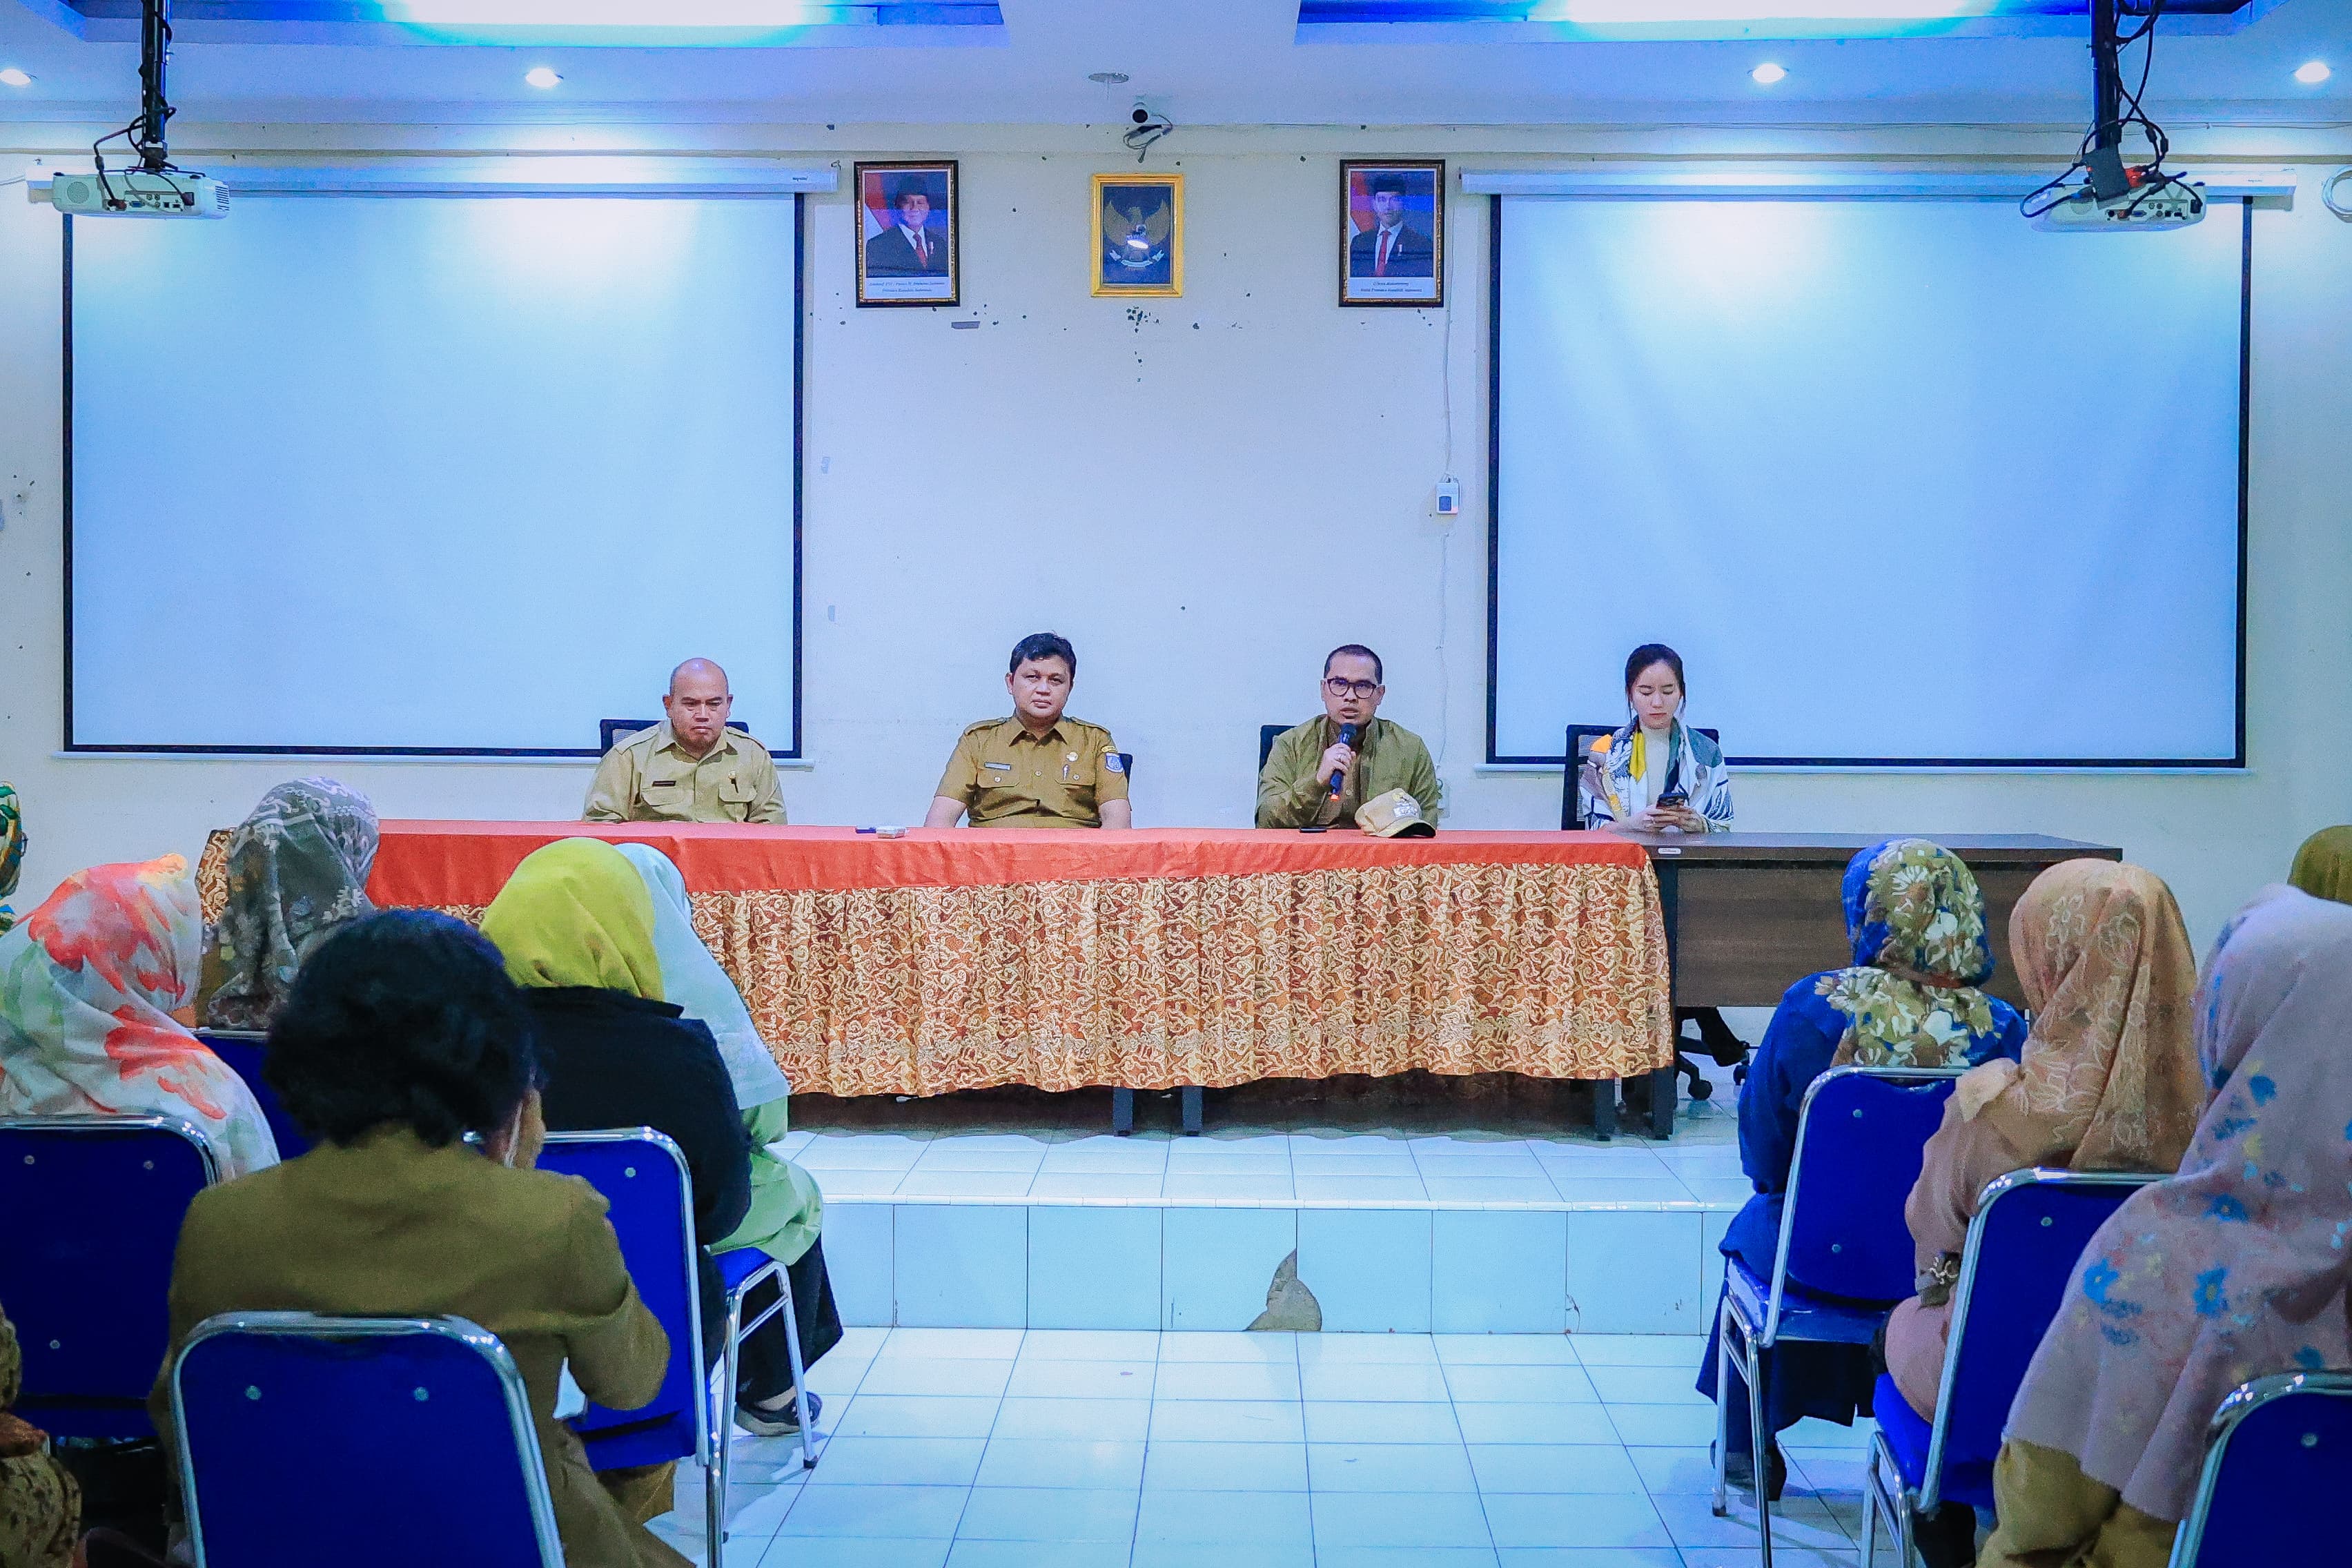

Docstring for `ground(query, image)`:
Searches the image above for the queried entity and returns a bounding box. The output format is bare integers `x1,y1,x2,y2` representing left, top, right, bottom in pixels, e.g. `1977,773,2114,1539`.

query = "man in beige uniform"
1257,643,1440,829
925,633,1132,829
582,658,787,824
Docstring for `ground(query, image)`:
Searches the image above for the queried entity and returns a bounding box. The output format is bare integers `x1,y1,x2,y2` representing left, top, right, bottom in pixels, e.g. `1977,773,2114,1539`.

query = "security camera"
1130,101,1153,126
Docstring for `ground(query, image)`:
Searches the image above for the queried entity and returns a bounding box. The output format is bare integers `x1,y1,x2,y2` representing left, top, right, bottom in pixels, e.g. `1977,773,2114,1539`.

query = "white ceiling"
0,0,2344,127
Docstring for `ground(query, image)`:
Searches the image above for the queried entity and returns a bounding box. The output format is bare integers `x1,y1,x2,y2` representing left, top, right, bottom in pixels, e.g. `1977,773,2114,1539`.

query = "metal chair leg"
772,1260,823,1470
1749,1337,1774,1568
708,1286,743,1560
1712,1297,1734,1517
1861,1478,1879,1567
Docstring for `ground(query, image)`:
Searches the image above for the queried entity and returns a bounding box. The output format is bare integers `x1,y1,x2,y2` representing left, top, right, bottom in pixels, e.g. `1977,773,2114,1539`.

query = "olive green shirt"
1256,715,1440,829
582,721,787,825
936,715,1128,828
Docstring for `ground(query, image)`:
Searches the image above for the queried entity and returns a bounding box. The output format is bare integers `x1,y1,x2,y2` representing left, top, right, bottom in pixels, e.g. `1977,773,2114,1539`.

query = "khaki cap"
1355,788,1435,839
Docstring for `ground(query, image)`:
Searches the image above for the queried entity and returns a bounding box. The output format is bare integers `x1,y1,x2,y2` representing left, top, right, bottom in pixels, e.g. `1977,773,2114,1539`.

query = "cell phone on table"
1657,790,1689,809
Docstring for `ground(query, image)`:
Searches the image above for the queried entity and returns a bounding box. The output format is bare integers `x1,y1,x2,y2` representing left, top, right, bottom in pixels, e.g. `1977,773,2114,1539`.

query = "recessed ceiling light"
0,68,32,88
2294,60,2331,85
1088,71,1130,86
1752,62,1788,86
524,66,562,89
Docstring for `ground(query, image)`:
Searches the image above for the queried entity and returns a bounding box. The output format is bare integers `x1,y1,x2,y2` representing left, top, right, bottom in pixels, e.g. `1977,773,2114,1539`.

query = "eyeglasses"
1324,678,1381,699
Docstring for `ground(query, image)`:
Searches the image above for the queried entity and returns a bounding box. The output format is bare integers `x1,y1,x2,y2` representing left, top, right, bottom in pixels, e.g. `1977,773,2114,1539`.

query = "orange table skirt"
199,824,1674,1097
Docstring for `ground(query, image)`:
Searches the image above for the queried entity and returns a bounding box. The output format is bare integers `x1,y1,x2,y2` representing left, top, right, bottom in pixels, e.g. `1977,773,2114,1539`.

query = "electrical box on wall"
1435,480,1461,518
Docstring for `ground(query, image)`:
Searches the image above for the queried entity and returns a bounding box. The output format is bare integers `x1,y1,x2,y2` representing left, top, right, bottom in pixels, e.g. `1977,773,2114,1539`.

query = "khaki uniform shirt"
1256,715,1441,829
150,1129,685,1568
582,721,786,825
936,715,1128,828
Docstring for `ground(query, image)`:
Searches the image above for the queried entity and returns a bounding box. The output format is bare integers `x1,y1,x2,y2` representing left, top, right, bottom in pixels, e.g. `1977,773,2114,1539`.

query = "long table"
1609,832,2123,1010
202,823,1676,1121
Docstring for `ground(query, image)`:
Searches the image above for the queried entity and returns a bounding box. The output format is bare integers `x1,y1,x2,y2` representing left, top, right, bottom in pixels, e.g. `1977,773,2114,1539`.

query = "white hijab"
614,843,790,1110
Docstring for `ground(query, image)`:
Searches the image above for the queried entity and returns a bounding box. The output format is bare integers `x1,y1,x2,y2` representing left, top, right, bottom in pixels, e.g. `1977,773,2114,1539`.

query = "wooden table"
1608,832,2123,1012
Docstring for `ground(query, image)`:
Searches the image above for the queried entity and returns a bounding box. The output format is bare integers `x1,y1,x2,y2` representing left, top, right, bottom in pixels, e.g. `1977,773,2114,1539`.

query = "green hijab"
480,838,663,999
2288,826,2352,908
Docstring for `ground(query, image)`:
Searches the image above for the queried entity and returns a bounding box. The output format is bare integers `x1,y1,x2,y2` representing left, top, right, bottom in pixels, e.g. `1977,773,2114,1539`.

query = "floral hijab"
0,856,277,1178
203,778,379,1031
0,783,22,937
2005,885,2352,1522
616,843,788,1110
1818,838,2007,1068
2288,825,2352,907
480,839,663,1000
1961,860,2205,1173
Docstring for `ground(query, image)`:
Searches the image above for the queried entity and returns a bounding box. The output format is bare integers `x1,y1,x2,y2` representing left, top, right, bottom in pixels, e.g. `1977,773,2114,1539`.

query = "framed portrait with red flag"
1340,159,1444,308
856,159,959,307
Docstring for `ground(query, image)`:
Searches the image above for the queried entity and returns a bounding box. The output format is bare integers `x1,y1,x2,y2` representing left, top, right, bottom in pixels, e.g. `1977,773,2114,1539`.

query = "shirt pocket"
718,773,758,807
642,774,691,811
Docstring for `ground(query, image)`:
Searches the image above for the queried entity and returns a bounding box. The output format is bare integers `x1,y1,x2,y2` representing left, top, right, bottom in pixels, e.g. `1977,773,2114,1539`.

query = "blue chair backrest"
171,1312,562,1568
2172,1372,2352,1568
537,1129,705,1468
193,1030,311,1161
1776,1066,1959,1304
0,1116,219,1438
1931,1168,2160,1483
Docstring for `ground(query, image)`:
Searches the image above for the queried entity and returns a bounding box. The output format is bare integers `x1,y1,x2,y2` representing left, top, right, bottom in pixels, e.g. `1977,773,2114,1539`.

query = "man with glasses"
1256,645,1439,830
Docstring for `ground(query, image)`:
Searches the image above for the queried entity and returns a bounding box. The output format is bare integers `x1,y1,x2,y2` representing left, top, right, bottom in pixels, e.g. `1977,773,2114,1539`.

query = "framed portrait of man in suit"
856,159,959,307
1091,173,1183,298
1340,160,1444,308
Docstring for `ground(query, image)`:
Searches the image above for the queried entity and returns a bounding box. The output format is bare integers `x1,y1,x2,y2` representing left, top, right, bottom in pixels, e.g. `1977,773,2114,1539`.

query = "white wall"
3,122,2347,949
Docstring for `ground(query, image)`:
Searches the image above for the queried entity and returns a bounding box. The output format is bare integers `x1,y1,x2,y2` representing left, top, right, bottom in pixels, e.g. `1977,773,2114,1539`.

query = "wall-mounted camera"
1124,99,1175,162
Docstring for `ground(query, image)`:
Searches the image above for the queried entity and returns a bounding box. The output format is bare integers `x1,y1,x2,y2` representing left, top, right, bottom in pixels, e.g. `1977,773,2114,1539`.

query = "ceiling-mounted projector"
2030,177,2203,233
33,168,226,218
2023,0,2201,235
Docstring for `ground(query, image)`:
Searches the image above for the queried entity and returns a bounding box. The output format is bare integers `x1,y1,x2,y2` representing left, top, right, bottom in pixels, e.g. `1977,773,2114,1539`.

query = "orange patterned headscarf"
1966,859,2204,1173
0,856,277,1177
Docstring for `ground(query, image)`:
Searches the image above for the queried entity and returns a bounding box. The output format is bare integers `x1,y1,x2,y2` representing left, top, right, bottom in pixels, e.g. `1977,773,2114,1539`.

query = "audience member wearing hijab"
1697,839,2028,1494
2,1298,79,1568
1881,861,2204,1565
2287,825,2352,907
479,840,778,1441
199,778,380,1031
150,910,683,1568
0,783,23,937
0,857,276,1177
614,843,839,1435
1979,885,2352,1568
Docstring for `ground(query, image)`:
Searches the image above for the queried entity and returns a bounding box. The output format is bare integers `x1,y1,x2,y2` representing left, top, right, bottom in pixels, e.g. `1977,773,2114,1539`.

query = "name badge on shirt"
983,761,1013,772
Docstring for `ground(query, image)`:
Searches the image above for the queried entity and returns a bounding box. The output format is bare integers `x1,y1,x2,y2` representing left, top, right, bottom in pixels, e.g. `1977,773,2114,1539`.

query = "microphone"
1329,723,1359,798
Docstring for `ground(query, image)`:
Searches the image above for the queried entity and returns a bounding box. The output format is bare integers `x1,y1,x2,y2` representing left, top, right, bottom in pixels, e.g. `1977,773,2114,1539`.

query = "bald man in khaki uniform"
582,658,787,825
925,633,1131,829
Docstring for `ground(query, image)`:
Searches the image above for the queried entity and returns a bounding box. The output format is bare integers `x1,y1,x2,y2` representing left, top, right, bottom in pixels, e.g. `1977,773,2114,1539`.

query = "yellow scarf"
480,838,663,999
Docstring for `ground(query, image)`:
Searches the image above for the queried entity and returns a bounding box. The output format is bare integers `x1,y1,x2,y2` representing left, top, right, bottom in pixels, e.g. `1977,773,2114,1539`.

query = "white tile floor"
652,1328,1875,1568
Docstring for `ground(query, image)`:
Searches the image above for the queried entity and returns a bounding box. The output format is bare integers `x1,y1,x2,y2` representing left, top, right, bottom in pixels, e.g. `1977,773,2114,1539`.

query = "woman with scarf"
1979,884,2352,1568
0,856,276,1177
1882,860,2205,1565
198,778,379,1030
614,843,839,1438
2287,825,2352,906
0,783,24,937
1696,838,2028,1496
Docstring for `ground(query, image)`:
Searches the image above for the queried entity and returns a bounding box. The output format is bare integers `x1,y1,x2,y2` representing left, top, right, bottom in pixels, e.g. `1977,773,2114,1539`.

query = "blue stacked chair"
540,1127,821,1565
1863,1167,2162,1566
0,1116,221,1440
194,1029,313,1161
169,1311,563,1568
1714,1065,1959,1568
2166,1371,2352,1568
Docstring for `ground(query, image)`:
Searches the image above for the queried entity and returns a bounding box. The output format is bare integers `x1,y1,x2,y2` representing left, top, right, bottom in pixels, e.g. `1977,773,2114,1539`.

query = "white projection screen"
1490,196,2248,767
66,191,801,754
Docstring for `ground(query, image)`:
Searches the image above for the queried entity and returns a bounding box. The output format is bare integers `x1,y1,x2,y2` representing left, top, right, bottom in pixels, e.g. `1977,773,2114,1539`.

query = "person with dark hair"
1257,644,1440,830
147,909,684,1568
1577,643,1733,834
198,777,379,1030
925,633,1132,829
863,175,947,278
479,840,819,1440
1349,171,1433,279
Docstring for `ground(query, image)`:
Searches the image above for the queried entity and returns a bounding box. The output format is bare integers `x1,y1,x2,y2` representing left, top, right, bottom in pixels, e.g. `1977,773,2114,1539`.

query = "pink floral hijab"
2004,884,2352,1521
0,856,277,1177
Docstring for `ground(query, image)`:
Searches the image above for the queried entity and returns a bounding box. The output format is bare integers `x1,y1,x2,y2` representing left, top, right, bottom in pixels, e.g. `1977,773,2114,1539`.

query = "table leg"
1180,1086,1203,1136
1591,1081,1617,1141
1649,1065,1677,1141
1111,1087,1135,1137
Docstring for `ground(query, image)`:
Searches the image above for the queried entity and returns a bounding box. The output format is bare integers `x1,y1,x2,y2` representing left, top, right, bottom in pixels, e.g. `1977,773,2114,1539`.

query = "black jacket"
523,987,752,1250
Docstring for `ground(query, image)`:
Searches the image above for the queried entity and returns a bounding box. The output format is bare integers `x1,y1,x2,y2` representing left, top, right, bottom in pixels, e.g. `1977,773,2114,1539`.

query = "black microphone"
1329,723,1359,798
